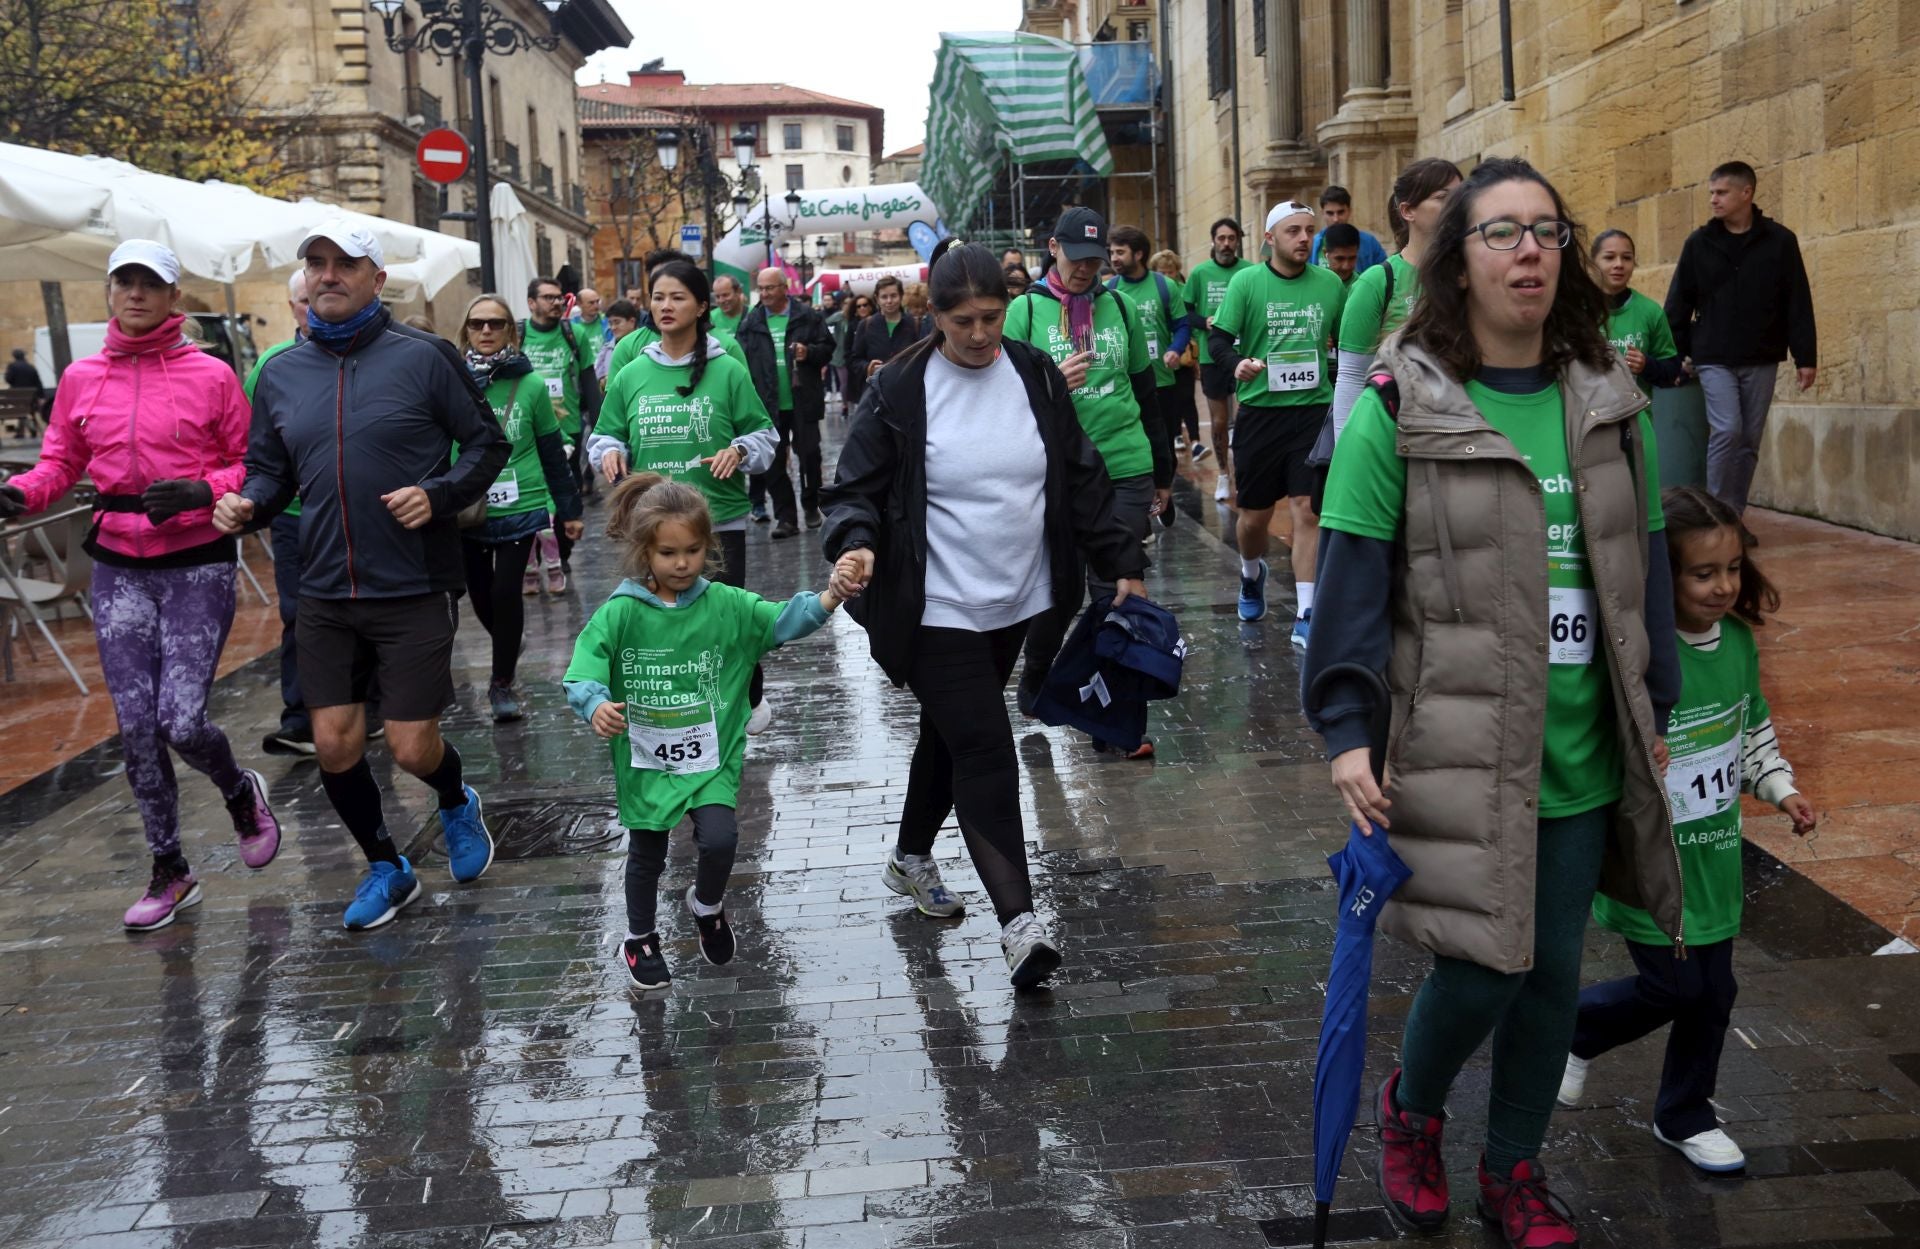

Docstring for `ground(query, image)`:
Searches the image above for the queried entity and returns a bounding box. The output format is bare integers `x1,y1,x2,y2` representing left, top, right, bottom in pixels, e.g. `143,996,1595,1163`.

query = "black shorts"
1230,403,1327,512
297,592,458,721
1199,360,1239,400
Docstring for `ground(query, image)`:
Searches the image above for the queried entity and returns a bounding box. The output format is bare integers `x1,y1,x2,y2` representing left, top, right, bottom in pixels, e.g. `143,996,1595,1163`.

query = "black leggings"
625,806,739,934
462,536,535,683
713,529,765,707
1165,366,1202,444
898,622,1033,924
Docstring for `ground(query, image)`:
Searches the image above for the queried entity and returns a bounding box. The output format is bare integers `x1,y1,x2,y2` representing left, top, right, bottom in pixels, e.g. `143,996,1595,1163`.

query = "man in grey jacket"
215,220,510,933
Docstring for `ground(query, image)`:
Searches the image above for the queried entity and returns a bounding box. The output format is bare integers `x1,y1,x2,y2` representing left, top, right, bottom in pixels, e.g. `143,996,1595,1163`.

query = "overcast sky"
583,2,1026,156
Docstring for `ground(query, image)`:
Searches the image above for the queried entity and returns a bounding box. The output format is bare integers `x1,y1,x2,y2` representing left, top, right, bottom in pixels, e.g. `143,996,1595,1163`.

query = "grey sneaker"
882,852,964,918
488,680,523,723
1000,911,1062,988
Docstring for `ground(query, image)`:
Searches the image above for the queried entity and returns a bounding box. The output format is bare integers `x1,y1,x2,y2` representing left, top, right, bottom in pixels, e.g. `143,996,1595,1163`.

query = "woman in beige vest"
1305,157,1684,1249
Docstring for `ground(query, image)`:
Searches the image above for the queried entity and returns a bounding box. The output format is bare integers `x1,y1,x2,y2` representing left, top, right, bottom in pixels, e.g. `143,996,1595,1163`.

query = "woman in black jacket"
822,244,1148,990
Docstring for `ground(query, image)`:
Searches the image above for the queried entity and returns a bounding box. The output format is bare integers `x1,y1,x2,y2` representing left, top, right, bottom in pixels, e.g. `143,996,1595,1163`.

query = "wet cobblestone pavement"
4,428,1920,1248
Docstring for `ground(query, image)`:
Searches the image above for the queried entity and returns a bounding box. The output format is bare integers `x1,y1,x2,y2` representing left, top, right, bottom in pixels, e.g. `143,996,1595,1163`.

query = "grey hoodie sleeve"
733,425,779,476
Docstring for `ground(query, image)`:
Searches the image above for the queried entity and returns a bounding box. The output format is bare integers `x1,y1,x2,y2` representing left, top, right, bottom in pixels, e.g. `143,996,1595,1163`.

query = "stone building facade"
1162,0,1920,538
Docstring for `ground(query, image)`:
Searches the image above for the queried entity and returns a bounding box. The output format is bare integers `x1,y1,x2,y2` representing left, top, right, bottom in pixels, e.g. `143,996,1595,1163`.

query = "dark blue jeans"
269,513,305,734
1572,937,1737,1140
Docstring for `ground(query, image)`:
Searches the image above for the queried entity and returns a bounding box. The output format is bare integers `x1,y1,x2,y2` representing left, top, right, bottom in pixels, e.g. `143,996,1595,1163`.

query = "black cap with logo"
1052,206,1108,261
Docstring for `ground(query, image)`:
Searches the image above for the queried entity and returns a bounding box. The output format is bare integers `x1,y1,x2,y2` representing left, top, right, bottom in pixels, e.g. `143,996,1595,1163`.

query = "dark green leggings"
1396,805,1610,1178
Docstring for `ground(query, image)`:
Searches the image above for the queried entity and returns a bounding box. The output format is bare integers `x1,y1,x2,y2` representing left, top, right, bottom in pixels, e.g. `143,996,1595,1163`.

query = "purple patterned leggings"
92,561,245,859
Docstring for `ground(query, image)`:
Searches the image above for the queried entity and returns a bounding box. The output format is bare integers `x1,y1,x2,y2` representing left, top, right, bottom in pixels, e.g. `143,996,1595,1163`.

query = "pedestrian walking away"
215,219,510,932
1329,157,1463,441
1592,229,1687,396
1006,207,1172,759
847,275,931,394
0,240,281,930
521,275,602,595
589,260,781,732
1303,158,1684,1249
736,267,835,538
1565,485,1818,1176
1148,249,1205,460
564,473,859,991
457,294,584,723
1309,185,1388,275
1107,225,1195,503
1663,160,1818,514
822,243,1151,989
1209,201,1347,649
1184,218,1251,502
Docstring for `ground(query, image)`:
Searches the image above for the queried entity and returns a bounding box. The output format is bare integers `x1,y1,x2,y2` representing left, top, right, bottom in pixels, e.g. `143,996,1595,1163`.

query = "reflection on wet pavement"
1,425,1918,1248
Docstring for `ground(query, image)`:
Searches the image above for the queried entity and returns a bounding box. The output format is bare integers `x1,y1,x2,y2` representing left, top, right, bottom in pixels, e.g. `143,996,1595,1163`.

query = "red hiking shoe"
1476,1157,1580,1247
1375,1068,1450,1233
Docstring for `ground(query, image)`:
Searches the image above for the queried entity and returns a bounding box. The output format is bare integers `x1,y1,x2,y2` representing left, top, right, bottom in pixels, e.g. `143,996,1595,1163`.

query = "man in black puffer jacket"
736,267,836,538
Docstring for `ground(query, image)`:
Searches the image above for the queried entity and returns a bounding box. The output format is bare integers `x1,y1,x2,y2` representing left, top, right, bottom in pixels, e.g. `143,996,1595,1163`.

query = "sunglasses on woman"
466,316,509,332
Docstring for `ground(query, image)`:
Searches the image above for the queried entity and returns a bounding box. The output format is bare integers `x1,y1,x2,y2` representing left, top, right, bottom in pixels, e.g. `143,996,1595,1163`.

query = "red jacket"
12,315,249,559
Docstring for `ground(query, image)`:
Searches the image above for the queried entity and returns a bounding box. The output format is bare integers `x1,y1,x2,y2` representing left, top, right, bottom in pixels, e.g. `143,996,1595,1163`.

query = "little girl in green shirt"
1561,485,1818,1175
563,473,863,991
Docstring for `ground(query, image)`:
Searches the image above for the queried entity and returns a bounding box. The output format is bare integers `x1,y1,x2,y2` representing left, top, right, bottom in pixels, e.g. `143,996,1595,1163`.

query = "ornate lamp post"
654,126,757,280
367,0,570,292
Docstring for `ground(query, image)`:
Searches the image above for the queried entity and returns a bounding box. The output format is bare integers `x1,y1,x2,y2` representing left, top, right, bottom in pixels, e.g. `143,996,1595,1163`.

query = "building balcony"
493,140,521,182
1079,41,1157,109
534,162,556,198
404,86,442,132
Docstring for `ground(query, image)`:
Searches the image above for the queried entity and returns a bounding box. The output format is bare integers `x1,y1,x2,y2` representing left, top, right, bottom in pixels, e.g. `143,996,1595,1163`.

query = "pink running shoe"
124,863,202,931
229,768,282,869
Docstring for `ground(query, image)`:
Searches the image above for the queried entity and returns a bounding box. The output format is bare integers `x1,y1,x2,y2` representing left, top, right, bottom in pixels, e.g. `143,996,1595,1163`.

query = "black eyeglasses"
466,317,509,332
1467,219,1573,251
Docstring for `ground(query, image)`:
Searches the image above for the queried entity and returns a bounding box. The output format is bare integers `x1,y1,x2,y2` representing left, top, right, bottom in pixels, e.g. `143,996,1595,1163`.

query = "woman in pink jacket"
0,241,281,930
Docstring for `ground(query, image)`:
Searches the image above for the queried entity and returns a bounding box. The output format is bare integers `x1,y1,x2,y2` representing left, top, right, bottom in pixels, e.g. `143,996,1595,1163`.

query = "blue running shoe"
1237,559,1269,622
343,857,421,931
442,786,494,883
1292,611,1311,652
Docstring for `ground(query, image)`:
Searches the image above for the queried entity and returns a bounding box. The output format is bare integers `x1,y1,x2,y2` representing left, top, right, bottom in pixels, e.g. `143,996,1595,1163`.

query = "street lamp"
650,126,757,280
367,0,570,293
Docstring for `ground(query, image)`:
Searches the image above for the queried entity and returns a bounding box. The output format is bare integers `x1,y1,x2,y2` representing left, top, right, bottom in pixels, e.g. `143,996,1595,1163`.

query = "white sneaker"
1214,475,1230,502
1556,1054,1589,1107
1652,1123,1746,1173
745,698,773,736
882,852,964,918
1000,912,1062,988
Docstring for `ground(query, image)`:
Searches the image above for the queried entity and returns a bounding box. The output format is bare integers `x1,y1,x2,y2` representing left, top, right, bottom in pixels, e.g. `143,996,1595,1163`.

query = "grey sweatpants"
1697,363,1778,514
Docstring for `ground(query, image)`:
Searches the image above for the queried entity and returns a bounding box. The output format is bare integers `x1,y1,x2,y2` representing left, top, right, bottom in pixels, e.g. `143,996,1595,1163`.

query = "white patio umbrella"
490,183,536,318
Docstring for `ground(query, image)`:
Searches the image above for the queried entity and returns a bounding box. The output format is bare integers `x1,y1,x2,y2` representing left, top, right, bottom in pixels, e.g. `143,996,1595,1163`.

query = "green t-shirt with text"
245,337,302,518
767,312,793,411
1003,288,1154,481
1211,261,1347,409
1182,257,1251,365
1336,253,1421,357
473,372,562,518
1606,289,1681,398
1111,271,1189,388
564,584,782,830
597,352,773,524
522,320,598,439
1320,381,1664,817
1593,617,1767,946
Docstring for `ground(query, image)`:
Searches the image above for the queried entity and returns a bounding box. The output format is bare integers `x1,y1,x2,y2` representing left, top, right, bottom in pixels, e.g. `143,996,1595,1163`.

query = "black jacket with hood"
1663,207,1817,368
735,298,836,422
242,307,508,599
821,335,1147,687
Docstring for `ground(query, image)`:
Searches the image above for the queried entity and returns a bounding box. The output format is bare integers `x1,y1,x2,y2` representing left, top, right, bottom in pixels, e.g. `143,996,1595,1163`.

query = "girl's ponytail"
680,307,714,398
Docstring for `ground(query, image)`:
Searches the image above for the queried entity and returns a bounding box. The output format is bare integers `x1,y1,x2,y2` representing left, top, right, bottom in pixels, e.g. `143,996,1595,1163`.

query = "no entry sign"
415,128,471,184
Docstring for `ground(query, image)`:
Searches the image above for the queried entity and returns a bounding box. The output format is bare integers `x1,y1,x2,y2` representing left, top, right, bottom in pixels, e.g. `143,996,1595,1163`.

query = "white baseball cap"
107,239,181,285
1265,201,1317,231
297,218,386,269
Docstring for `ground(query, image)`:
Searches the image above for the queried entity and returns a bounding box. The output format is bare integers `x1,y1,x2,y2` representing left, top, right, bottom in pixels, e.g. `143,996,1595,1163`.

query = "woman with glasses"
457,295,584,722
1303,158,1681,1249
843,294,876,411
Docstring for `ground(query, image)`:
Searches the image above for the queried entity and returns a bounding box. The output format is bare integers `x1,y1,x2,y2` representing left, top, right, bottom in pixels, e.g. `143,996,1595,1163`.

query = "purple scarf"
1043,265,1095,352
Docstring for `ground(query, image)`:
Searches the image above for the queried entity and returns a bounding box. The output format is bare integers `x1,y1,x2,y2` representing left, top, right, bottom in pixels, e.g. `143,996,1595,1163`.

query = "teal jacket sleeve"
771,592,832,646
563,604,617,723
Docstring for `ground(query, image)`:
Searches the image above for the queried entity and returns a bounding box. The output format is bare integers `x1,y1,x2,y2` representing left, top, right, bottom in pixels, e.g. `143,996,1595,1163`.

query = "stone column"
1316,0,1417,245
1346,0,1389,104
1245,0,1322,212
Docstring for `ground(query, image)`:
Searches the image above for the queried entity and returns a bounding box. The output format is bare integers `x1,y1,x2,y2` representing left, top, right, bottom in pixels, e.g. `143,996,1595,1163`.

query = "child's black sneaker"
686,885,736,965
622,933,670,990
